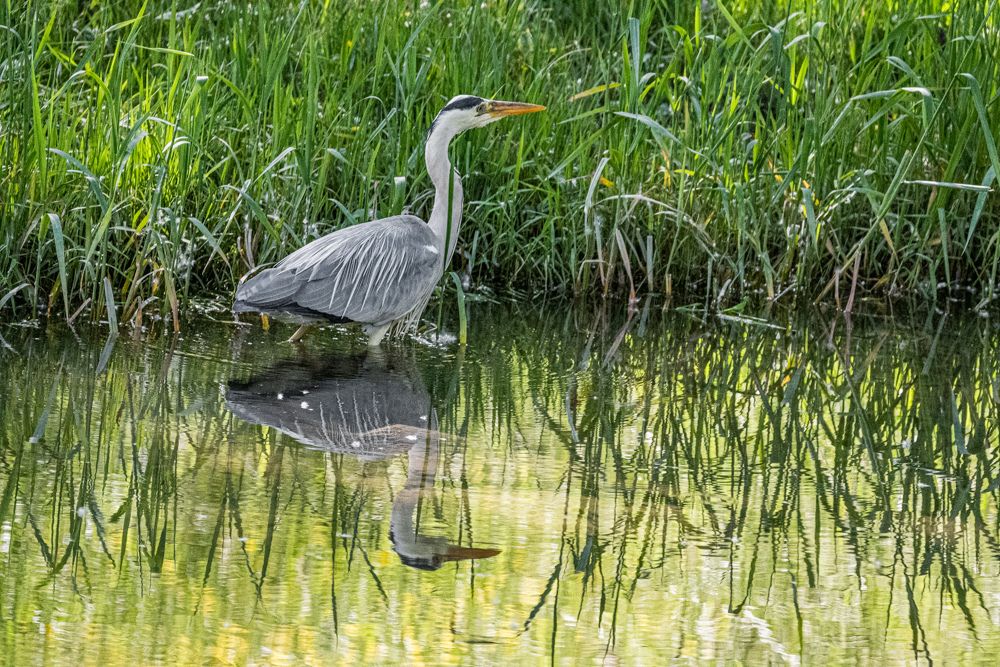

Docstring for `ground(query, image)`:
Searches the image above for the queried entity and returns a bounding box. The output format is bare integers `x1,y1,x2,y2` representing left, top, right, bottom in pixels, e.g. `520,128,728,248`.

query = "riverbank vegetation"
2,0,999,325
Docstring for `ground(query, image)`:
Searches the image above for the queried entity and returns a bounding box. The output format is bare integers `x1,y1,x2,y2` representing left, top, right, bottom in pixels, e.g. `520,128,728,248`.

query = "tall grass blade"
103,276,118,335
965,167,995,254
48,214,70,320
449,272,467,345
0,284,29,315
961,74,1000,182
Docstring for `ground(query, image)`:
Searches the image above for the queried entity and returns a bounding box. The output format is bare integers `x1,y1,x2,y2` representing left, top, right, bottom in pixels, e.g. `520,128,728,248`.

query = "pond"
1,300,998,665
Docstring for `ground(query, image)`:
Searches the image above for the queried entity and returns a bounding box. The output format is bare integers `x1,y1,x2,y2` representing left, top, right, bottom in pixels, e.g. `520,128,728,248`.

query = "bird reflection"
391,433,500,570
225,350,499,570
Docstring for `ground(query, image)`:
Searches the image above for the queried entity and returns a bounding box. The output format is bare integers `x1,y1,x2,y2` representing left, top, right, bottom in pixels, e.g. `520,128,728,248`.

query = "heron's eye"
476,103,485,114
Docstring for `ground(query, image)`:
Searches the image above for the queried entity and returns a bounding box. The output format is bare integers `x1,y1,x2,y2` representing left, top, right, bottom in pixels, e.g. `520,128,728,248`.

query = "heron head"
428,95,545,138
394,542,502,571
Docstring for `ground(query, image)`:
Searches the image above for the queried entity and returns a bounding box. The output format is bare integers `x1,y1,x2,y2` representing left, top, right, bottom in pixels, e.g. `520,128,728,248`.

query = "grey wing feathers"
234,216,441,325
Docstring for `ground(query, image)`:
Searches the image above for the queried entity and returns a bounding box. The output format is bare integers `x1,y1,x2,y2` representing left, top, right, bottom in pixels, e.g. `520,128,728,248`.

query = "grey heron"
232,95,545,345
225,350,501,569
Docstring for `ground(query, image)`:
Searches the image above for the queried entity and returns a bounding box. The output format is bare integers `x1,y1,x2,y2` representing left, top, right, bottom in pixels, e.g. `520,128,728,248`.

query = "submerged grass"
1,0,1000,325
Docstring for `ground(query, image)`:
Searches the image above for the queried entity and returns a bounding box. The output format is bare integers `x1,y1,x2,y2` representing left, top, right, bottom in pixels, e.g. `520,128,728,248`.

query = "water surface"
1,301,999,665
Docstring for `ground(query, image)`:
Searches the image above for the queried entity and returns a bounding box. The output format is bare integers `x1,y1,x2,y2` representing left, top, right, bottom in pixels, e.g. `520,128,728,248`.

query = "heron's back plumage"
233,216,441,328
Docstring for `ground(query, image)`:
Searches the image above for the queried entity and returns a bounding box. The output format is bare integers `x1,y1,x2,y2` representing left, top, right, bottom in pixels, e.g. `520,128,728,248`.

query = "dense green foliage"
2,0,1000,324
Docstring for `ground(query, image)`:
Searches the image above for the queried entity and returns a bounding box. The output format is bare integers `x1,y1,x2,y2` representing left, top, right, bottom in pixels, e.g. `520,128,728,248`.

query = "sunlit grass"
2,0,1000,325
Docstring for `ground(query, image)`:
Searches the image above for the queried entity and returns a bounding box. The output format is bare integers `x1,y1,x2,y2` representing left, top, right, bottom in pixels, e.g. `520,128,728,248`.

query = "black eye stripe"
441,96,483,112
427,96,486,139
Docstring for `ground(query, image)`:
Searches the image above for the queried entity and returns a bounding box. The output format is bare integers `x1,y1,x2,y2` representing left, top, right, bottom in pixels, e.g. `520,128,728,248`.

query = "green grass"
2,0,1000,325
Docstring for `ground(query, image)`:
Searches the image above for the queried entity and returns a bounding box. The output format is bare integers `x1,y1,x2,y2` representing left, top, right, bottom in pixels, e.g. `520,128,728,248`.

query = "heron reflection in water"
233,96,545,345
225,350,499,570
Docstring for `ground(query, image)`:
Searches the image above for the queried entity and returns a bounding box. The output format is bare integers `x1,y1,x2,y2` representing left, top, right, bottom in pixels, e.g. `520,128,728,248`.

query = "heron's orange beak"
438,545,502,562
487,101,546,118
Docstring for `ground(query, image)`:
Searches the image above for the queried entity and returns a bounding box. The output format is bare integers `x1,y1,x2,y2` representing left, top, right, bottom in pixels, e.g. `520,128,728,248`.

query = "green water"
1,301,999,666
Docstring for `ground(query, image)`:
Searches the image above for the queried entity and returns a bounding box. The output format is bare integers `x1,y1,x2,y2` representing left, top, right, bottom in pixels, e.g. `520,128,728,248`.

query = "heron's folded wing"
235,216,441,324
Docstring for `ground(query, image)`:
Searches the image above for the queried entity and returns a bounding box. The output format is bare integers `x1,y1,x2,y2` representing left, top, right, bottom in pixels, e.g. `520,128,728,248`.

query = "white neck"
425,125,463,267
389,423,440,558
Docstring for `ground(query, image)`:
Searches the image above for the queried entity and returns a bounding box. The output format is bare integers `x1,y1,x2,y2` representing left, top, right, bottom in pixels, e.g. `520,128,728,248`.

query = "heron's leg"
288,324,312,342
362,346,387,370
366,324,391,346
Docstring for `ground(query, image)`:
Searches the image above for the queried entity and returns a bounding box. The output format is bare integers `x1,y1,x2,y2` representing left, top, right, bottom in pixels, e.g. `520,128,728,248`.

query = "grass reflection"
0,303,998,665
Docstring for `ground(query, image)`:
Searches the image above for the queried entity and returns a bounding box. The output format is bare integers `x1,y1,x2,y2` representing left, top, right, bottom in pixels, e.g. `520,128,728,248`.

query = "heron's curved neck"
390,425,440,553
425,125,463,265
